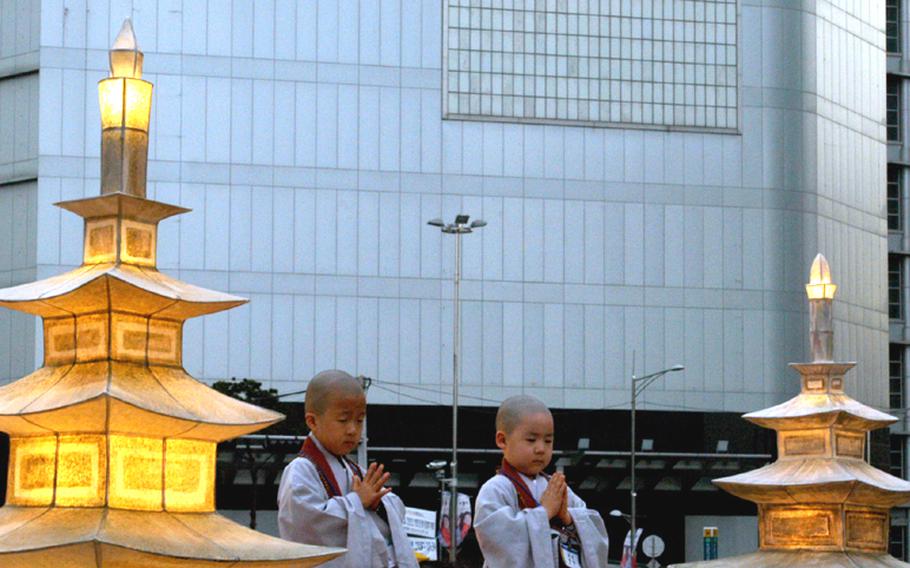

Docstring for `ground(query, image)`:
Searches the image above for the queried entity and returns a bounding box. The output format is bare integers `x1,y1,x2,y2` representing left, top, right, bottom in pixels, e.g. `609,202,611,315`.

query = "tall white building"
0,0,891,562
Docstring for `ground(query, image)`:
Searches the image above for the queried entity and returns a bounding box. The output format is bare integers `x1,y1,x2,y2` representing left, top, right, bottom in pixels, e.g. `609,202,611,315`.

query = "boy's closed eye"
336,414,365,422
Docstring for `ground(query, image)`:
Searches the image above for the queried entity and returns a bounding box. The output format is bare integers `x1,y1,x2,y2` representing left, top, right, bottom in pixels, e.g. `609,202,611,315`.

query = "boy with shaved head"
474,395,609,567
277,370,418,568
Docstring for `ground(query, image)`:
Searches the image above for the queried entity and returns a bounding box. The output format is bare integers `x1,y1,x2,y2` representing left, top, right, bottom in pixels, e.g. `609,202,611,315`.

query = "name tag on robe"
559,540,583,568
551,528,583,568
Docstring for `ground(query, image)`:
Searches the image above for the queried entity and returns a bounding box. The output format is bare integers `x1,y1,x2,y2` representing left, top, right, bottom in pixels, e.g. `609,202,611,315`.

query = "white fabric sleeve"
277,458,377,568
380,492,420,568
566,488,610,567
474,476,557,568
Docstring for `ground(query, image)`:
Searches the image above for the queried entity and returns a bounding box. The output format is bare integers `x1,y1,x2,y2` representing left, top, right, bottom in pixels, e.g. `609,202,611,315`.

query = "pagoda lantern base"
675,550,909,567
0,506,342,567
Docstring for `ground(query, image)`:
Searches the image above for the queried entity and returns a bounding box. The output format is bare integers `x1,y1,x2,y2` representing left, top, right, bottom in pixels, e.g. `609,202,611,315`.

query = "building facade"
0,0,891,562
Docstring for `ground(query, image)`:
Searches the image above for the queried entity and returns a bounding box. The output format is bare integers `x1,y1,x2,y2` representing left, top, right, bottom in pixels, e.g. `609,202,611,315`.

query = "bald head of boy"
495,395,555,476
305,369,365,414
304,370,366,456
495,395,552,434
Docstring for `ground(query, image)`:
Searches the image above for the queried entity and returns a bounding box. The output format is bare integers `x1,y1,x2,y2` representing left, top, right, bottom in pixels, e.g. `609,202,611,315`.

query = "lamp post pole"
356,375,372,470
451,227,461,566
630,364,684,562
629,375,638,556
427,215,485,567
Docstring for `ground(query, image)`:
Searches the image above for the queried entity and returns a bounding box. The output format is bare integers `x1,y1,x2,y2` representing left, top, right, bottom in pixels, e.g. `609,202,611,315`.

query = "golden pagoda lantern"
0,20,342,567
671,254,910,567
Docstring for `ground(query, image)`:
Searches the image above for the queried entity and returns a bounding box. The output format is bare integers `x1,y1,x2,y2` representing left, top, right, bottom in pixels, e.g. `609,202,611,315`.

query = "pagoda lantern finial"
806,253,837,362
98,18,152,198
109,19,142,78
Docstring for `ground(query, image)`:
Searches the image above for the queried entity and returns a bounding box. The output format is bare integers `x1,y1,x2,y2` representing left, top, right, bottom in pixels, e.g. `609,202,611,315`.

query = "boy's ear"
305,412,318,432
495,431,507,450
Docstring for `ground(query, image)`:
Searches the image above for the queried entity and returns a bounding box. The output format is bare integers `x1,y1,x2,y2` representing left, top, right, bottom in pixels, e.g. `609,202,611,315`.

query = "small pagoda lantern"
0,20,342,567
671,254,910,567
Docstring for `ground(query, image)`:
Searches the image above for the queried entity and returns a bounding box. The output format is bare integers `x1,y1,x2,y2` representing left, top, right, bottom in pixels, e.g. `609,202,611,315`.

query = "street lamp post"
427,214,485,566
630,364,684,562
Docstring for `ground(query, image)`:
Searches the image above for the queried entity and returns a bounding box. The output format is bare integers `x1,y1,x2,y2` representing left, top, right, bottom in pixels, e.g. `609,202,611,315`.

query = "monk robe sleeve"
566,488,610,567
379,492,420,568
474,476,557,568
277,457,376,568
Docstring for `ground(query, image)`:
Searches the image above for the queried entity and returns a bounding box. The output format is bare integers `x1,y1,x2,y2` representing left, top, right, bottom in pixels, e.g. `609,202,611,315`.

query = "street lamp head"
455,214,470,225
427,218,445,228
670,364,685,372
610,509,632,523
470,219,487,229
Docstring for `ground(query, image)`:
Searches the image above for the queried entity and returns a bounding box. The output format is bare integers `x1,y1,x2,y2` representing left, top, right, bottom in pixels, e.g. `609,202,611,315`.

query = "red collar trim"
498,459,540,510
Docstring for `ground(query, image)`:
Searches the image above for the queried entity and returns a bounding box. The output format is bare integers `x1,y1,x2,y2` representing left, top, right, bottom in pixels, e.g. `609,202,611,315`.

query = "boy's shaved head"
305,370,365,415
496,395,551,434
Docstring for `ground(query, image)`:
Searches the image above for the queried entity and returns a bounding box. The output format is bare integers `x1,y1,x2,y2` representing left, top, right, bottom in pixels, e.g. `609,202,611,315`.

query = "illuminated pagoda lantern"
0,20,342,567
672,254,910,567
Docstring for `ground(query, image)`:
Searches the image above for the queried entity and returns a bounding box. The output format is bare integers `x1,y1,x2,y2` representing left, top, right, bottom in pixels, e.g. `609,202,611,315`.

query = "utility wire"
371,383,443,406
274,378,910,417
370,379,633,413
370,378,508,406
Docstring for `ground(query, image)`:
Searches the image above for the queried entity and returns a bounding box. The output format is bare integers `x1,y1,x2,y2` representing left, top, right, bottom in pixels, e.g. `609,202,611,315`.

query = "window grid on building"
443,0,739,129
888,0,902,54
892,433,906,478
892,344,905,411
892,523,908,562
891,255,903,320
889,76,902,142
890,165,903,232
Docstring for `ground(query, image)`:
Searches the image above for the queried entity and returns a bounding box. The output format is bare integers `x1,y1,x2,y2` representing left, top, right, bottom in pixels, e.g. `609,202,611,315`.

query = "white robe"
277,437,418,568
474,473,610,568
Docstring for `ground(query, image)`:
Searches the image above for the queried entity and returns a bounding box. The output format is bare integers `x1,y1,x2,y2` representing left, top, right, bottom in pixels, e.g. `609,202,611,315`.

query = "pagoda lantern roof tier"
0,506,343,566
0,362,281,441
744,363,896,431
0,263,245,319
55,192,190,223
715,458,910,508
744,393,897,431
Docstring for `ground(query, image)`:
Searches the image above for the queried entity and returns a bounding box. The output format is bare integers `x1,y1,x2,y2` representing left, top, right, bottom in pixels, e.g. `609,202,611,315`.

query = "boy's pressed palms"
540,473,566,519
558,487,573,525
353,462,392,509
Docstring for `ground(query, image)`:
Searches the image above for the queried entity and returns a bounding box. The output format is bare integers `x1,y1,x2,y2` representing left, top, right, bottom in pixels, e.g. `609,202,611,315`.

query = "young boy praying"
277,369,418,568
474,395,609,568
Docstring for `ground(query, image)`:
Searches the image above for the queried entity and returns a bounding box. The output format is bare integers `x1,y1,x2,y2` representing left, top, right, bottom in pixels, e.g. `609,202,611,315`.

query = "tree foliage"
212,377,280,410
